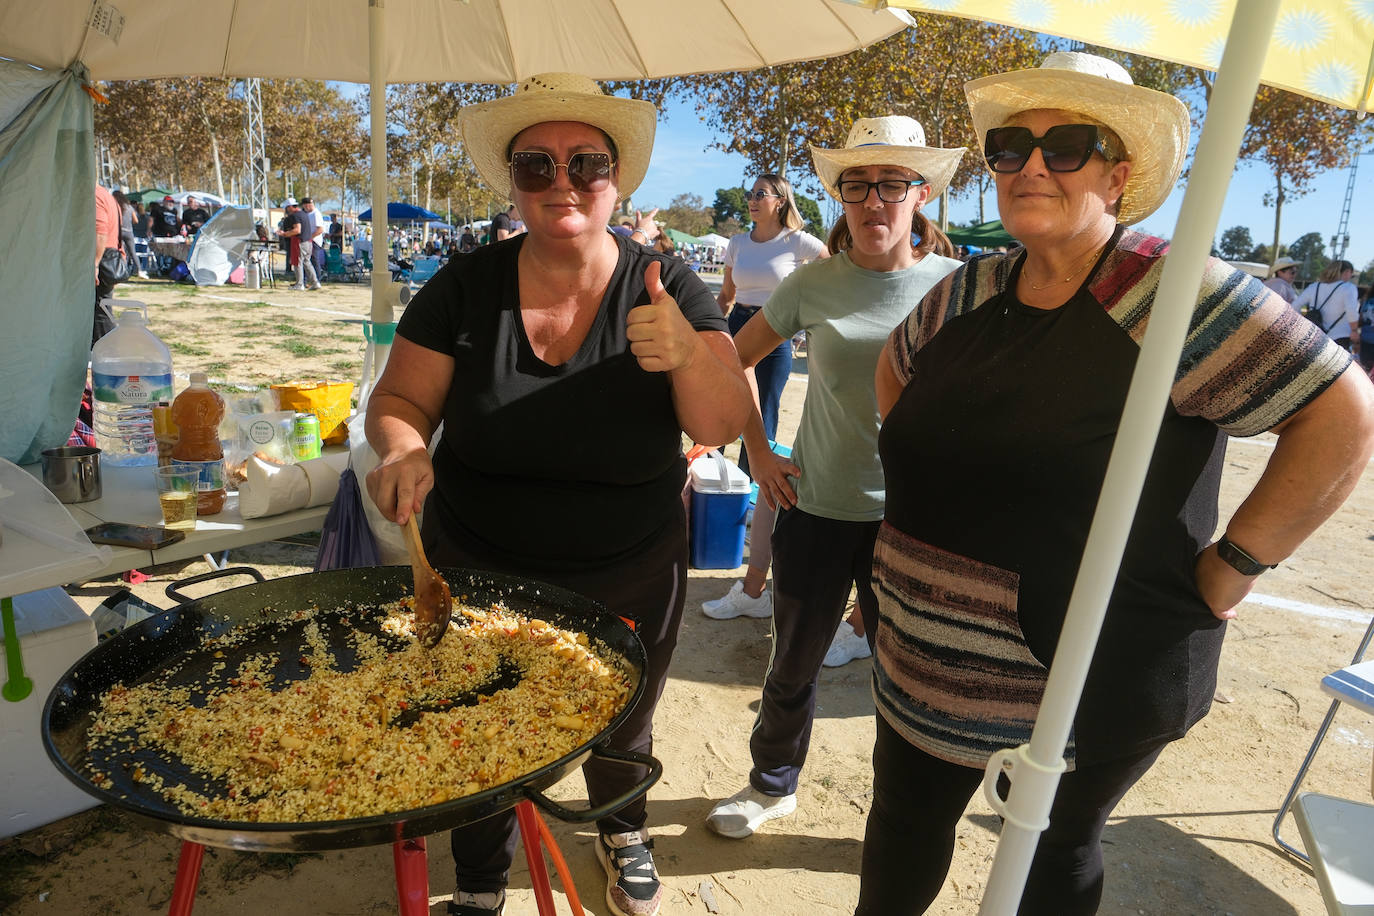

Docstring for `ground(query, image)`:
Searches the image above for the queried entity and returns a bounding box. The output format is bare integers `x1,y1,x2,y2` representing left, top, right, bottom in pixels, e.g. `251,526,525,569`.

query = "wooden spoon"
402,515,451,648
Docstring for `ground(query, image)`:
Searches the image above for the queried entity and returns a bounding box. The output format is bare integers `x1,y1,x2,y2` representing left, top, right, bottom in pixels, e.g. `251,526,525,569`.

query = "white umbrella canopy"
0,0,911,330
0,0,910,82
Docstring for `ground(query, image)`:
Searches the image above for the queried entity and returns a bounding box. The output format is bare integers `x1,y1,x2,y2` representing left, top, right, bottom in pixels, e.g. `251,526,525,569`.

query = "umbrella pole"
368,0,392,379
978,2,1282,912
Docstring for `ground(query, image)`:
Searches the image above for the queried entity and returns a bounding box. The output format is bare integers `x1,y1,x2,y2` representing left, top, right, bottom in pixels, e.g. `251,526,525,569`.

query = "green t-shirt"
762,250,961,521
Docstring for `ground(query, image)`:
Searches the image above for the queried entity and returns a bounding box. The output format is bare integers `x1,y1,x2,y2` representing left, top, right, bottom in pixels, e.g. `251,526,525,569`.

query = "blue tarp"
0,62,94,464
358,202,442,222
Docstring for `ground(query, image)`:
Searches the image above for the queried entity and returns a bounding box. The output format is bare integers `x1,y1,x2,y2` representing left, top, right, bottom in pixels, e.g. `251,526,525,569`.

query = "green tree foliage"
1217,226,1255,261
677,15,1041,226
1238,88,1367,266
795,192,824,238
712,187,749,230
1287,231,1328,282
657,193,715,237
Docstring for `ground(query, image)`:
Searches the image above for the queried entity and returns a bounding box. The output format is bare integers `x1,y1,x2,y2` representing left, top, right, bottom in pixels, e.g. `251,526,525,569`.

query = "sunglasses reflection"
509,151,616,192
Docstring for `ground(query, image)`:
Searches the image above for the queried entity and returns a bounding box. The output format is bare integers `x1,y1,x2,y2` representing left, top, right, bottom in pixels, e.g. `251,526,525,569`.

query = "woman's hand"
1193,544,1257,621
628,261,701,372
749,447,801,511
365,446,435,525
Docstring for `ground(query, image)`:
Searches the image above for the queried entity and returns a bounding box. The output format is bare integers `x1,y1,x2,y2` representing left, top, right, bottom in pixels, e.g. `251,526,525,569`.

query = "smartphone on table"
85,522,186,550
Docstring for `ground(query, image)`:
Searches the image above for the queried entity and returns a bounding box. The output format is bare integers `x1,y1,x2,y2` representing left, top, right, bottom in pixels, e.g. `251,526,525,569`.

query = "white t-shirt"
1293,280,1359,340
725,228,827,306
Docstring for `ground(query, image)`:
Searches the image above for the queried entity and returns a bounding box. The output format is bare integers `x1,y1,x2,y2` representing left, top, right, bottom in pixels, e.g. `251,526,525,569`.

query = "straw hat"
964,51,1190,225
1268,256,1299,276
810,116,965,202
458,72,657,200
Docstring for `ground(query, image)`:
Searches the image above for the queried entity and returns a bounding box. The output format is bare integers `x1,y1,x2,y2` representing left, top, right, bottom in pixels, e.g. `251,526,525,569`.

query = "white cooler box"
1,587,99,838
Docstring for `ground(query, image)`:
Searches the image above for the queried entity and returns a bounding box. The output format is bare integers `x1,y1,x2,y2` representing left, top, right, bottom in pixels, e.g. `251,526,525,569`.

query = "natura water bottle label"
92,372,175,404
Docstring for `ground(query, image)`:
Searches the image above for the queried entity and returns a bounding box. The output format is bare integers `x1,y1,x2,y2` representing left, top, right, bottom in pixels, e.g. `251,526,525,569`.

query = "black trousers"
856,715,1166,915
421,509,688,895
749,507,880,796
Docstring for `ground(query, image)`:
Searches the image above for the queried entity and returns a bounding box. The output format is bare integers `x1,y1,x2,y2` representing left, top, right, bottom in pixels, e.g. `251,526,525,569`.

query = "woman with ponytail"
705,116,965,839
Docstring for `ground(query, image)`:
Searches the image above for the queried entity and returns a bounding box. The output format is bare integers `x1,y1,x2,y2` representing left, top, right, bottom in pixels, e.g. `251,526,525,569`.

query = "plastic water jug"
90,309,174,467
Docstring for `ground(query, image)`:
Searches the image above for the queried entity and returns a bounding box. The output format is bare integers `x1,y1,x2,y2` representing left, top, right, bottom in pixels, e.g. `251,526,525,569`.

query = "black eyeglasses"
508,150,616,193
745,188,781,201
984,124,1115,174
837,178,925,204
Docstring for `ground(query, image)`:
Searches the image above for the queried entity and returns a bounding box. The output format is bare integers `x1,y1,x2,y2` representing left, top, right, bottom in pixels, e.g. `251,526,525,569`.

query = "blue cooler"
688,450,752,569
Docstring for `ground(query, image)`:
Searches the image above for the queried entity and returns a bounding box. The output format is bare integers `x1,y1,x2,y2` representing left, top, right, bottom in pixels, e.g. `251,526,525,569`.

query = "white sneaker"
706,785,796,838
290,284,306,291
823,621,872,667
137,270,149,279
701,581,772,619
448,889,504,915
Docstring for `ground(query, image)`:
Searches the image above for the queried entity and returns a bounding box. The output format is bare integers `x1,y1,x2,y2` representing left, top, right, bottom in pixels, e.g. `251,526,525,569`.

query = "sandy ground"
4,270,1374,914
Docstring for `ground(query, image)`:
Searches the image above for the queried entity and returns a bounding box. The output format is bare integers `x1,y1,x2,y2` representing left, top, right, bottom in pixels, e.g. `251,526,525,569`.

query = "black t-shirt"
181,207,209,233
150,203,179,237
880,254,1226,763
490,212,513,239
397,234,725,572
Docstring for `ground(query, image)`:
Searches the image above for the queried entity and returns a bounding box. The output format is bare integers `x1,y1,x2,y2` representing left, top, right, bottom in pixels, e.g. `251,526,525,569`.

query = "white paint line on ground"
199,294,359,320
1242,591,1370,624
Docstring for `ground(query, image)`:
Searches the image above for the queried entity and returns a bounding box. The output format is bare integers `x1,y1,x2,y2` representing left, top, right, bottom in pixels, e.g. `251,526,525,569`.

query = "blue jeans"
728,304,792,478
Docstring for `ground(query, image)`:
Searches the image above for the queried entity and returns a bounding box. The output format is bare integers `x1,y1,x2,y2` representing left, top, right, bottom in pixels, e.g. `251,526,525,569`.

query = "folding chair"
1292,793,1374,914
408,255,441,288
1274,614,1374,862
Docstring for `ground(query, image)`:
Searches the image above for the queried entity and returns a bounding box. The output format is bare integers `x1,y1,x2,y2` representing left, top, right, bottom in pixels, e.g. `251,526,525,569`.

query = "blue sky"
631,97,1373,269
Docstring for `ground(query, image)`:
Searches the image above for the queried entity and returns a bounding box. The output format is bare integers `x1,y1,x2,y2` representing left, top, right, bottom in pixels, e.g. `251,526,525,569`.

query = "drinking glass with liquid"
154,465,199,530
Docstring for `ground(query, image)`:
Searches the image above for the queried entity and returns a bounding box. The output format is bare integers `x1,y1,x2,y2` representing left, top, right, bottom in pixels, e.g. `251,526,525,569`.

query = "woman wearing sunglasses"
700,173,826,623
864,52,1374,914
364,72,750,916
706,116,965,840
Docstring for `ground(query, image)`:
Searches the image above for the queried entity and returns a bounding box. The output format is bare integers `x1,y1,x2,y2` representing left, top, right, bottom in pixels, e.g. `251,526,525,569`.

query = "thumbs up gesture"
627,261,700,372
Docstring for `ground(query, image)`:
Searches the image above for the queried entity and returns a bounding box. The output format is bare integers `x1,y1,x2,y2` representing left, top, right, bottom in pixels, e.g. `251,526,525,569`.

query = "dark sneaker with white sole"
448,889,504,916
595,830,662,916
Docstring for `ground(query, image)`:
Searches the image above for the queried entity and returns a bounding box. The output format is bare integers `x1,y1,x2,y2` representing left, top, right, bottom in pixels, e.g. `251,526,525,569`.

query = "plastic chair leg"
393,837,430,916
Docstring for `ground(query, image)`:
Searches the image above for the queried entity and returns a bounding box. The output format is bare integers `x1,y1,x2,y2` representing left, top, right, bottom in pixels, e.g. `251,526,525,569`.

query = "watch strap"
1216,534,1277,576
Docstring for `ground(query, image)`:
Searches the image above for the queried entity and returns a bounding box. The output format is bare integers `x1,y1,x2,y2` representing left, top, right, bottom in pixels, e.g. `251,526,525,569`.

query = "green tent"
128,187,174,205
663,227,703,247
947,219,1014,249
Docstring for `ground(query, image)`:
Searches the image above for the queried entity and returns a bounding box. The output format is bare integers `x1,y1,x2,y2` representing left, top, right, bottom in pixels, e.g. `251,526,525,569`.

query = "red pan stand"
166,800,584,915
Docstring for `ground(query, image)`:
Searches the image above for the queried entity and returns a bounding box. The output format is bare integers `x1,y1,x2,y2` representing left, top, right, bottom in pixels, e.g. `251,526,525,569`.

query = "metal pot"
43,566,658,852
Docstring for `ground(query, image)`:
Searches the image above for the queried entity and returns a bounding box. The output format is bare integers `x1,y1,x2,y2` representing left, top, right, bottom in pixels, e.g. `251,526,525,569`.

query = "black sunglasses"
745,188,781,201
983,124,1114,174
837,178,925,204
509,150,615,193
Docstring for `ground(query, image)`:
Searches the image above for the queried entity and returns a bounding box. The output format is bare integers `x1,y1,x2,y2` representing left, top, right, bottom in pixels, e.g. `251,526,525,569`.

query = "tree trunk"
1270,169,1286,272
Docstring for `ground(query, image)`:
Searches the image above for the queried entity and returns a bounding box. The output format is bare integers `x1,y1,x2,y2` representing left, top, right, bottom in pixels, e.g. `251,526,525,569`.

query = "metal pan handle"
164,567,267,605
521,746,662,824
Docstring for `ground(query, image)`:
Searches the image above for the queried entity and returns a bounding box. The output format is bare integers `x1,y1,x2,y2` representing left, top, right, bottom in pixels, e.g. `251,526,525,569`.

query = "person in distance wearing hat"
705,115,964,842
364,72,751,916
1264,255,1300,304
865,51,1374,914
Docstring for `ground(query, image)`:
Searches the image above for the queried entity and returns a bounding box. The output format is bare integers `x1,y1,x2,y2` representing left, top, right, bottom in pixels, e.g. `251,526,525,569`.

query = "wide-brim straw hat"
1269,256,1300,276
964,51,1190,225
458,72,657,201
810,116,965,202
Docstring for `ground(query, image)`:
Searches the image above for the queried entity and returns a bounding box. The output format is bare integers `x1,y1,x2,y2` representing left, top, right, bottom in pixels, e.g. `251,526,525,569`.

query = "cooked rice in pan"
86,599,633,822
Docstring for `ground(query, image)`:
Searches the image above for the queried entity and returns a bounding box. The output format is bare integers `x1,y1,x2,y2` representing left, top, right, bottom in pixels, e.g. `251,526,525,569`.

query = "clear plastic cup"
154,465,199,530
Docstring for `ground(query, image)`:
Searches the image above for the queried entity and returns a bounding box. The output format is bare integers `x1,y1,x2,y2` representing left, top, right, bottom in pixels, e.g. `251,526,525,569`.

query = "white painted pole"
977,2,1282,911
367,0,392,371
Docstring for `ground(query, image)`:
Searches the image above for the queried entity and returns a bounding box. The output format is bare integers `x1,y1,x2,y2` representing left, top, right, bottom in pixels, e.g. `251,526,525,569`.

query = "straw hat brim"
458,92,657,201
964,68,1190,225
810,143,965,202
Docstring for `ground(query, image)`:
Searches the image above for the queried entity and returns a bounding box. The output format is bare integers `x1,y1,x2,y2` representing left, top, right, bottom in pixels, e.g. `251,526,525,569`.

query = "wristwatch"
1215,534,1278,576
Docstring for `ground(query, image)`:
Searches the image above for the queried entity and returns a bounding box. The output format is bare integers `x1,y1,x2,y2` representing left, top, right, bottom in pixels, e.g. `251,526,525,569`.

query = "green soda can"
291,412,322,461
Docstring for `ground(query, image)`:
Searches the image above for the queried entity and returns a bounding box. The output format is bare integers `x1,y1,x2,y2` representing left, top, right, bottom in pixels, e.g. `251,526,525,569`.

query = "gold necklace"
1024,244,1106,291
